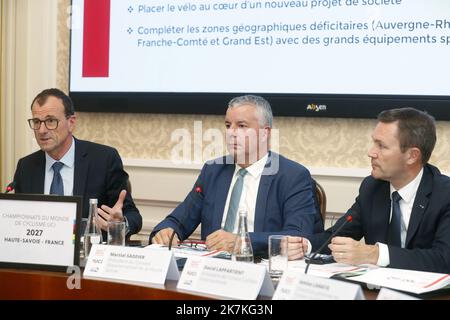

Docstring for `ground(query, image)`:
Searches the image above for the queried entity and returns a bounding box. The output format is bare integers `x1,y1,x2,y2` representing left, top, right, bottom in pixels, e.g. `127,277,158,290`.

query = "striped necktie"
50,162,64,196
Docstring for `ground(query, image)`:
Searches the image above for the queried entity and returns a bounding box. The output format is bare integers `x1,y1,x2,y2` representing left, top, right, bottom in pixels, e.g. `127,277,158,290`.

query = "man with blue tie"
151,95,320,254
12,88,142,236
288,108,450,273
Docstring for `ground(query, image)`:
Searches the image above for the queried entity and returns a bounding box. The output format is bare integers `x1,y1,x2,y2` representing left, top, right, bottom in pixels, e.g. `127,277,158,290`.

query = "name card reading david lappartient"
177,256,274,300
273,270,365,300
84,245,179,285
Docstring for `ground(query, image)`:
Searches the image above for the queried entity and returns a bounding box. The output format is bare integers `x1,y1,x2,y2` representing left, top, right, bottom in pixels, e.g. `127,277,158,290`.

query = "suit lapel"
211,153,275,231
73,139,89,197
371,183,391,243
31,152,46,193
254,154,276,232
211,164,235,230
254,174,274,232
405,168,432,247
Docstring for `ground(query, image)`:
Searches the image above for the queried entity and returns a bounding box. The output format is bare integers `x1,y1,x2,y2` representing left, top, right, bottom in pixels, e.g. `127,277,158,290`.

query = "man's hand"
96,189,126,231
152,228,179,246
206,230,237,252
287,236,309,260
329,236,379,265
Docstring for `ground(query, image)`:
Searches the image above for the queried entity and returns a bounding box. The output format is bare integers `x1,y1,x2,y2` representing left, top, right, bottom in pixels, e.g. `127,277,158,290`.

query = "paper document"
376,288,420,300
350,267,450,294
259,259,369,278
146,243,228,259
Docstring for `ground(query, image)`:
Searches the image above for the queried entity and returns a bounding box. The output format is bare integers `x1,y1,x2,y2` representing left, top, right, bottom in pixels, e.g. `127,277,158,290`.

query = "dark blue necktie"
50,162,64,196
388,191,402,247
224,168,248,232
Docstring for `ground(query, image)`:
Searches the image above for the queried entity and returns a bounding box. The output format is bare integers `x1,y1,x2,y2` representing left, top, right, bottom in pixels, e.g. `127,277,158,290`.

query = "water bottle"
231,210,254,263
83,199,103,258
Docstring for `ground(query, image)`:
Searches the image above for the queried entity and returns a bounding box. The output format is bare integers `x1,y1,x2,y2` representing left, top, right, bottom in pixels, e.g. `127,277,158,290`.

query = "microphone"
4,181,15,193
305,213,353,274
168,180,204,250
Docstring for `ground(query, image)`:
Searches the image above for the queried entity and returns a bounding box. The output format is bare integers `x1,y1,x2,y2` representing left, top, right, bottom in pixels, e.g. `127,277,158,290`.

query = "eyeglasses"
178,240,207,251
27,118,62,130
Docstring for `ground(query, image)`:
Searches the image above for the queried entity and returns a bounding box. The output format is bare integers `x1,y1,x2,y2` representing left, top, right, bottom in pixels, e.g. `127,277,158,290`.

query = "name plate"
0,194,81,271
177,256,274,300
84,244,179,285
273,270,365,300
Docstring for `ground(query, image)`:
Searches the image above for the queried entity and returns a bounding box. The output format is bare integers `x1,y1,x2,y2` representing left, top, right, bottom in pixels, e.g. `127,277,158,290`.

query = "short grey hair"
228,95,273,128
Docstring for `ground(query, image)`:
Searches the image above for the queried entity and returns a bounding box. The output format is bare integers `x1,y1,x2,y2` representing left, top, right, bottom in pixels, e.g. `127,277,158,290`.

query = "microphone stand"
168,182,203,250
305,214,352,274
4,181,15,193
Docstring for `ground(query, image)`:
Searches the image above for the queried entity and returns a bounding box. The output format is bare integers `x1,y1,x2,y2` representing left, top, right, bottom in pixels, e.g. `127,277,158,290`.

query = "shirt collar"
45,137,75,172
390,168,424,203
234,153,269,179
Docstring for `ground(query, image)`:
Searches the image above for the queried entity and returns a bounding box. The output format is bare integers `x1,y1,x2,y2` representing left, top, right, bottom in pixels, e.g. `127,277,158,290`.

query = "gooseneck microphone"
305,213,353,274
4,181,15,193
168,180,204,250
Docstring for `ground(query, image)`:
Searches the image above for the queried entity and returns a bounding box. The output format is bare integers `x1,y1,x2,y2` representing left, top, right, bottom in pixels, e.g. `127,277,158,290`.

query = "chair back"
126,178,132,194
313,178,327,224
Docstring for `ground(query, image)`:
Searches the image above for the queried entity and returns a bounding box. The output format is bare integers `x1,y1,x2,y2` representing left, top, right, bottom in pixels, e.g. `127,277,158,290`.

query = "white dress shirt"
221,153,269,233
377,168,424,266
44,137,75,196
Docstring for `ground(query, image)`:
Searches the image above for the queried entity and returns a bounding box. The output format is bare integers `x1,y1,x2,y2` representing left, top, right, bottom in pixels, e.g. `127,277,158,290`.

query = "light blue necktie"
388,191,402,247
224,168,248,232
50,162,64,196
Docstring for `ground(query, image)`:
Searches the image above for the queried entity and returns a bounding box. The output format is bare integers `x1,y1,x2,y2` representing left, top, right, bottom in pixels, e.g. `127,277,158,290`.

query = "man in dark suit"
12,88,142,236
151,95,319,254
288,108,450,273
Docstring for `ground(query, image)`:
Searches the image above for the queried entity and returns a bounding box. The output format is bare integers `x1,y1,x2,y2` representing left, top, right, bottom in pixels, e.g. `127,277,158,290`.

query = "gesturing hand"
96,190,127,231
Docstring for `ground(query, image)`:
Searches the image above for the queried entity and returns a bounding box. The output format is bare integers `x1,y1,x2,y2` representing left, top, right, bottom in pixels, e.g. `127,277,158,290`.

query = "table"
0,268,208,300
2,268,449,300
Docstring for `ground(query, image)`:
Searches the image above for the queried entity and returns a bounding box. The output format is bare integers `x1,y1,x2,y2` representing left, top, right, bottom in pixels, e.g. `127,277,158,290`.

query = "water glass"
107,220,126,246
268,235,288,278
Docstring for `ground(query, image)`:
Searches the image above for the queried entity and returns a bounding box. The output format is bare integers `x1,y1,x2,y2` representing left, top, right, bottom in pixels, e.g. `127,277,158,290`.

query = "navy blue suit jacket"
310,164,450,273
151,152,319,253
13,138,142,235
